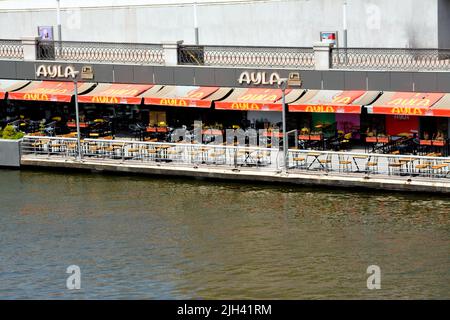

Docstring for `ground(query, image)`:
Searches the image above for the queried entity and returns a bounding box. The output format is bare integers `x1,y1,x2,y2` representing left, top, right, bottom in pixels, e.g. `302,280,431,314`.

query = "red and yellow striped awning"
8,81,94,102
78,83,155,104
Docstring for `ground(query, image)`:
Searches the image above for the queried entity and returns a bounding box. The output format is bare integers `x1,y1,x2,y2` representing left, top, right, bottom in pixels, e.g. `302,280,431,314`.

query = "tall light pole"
342,1,347,48
193,1,199,45
73,80,82,160
278,78,288,174
56,0,62,41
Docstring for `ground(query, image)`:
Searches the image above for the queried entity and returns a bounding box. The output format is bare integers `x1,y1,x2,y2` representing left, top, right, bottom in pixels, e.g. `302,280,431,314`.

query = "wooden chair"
292,153,306,169
337,154,352,173
388,158,403,175
414,161,432,177
318,154,332,171
366,160,379,174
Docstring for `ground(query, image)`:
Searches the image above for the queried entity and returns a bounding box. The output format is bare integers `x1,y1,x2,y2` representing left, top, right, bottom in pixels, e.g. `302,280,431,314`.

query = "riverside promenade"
19,136,450,194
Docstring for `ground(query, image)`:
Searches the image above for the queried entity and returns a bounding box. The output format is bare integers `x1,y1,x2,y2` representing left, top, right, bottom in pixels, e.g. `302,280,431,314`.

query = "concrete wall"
438,0,450,48
0,139,21,167
0,0,441,48
2,60,450,93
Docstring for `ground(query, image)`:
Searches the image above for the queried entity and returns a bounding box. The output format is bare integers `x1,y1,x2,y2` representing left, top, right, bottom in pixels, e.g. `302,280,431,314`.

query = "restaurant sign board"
36,64,79,79
238,71,281,86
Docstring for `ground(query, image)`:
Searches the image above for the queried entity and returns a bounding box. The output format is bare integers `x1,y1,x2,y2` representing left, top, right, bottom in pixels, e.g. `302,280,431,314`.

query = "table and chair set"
23,137,274,168
288,150,450,179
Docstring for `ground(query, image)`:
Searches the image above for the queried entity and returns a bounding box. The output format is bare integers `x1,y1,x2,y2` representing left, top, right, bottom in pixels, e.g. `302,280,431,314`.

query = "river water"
0,168,449,299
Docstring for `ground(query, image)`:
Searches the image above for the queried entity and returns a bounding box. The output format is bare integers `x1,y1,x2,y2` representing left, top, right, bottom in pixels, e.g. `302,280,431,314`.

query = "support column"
21,37,39,61
162,40,184,66
313,42,332,70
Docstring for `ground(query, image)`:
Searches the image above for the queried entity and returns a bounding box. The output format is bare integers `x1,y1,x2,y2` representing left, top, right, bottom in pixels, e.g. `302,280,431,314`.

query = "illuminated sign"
36,64,79,79
238,72,281,86
320,31,338,46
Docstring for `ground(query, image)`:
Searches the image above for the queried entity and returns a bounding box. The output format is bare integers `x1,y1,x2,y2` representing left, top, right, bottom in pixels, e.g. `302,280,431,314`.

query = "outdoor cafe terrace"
1,79,450,158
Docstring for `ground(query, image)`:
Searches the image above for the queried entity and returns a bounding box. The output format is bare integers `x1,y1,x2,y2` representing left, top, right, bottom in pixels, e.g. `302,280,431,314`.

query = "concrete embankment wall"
20,158,450,194
0,139,21,167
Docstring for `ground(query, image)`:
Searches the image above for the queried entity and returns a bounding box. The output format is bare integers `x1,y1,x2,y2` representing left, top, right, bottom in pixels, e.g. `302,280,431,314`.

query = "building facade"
0,0,450,48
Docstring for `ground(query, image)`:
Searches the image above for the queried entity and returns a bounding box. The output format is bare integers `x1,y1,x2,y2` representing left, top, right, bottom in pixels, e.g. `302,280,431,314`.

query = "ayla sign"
238,71,281,85
36,64,79,79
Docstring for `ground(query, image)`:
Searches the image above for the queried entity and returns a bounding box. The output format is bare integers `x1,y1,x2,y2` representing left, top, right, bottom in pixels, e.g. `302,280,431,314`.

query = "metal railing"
179,44,315,69
0,39,24,60
331,47,450,71
37,40,165,64
20,136,450,181
2,38,450,71
287,149,450,179
21,136,281,170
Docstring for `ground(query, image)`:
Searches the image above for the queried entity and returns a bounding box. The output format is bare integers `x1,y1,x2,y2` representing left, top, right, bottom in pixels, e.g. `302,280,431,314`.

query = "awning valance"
0,79,30,99
368,92,444,116
429,94,450,117
8,81,94,102
215,88,304,111
289,90,380,114
78,83,156,104
142,86,230,108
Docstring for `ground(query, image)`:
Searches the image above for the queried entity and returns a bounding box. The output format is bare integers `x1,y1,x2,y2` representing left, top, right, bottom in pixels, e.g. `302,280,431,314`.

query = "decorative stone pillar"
21,36,40,61
313,42,332,70
162,40,184,66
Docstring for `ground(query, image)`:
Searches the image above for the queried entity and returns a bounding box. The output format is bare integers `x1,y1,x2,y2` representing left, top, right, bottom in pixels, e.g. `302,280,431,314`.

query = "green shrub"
1,125,24,140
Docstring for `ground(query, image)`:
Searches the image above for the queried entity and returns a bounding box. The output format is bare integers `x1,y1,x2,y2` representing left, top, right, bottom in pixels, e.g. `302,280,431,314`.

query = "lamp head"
278,78,288,90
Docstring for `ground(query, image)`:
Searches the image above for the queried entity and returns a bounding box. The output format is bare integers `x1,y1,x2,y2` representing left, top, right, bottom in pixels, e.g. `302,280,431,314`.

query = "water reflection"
0,169,449,299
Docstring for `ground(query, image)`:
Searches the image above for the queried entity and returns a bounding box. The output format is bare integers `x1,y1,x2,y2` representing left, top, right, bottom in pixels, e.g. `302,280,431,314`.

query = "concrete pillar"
0,139,21,167
162,40,183,66
21,36,39,61
313,42,332,70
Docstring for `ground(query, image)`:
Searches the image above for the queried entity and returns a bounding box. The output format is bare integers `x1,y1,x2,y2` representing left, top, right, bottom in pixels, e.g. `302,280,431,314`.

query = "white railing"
20,136,450,180
21,136,281,171
287,149,450,179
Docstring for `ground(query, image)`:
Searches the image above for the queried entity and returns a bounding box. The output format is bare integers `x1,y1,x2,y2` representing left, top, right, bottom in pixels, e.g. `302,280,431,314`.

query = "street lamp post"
193,1,199,45
73,80,82,160
342,1,347,48
278,78,288,174
56,0,62,42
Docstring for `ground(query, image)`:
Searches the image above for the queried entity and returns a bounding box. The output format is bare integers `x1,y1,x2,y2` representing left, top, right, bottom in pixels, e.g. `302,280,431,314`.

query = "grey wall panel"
2,60,450,94
298,70,322,90
113,65,134,83
194,67,215,86
437,73,450,92
133,65,154,84
413,73,438,92
0,61,17,79
322,71,345,90
88,64,114,83
390,72,414,91
153,66,174,85
173,67,195,86
344,71,367,90
214,68,238,87
367,72,390,91
16,62,36,80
